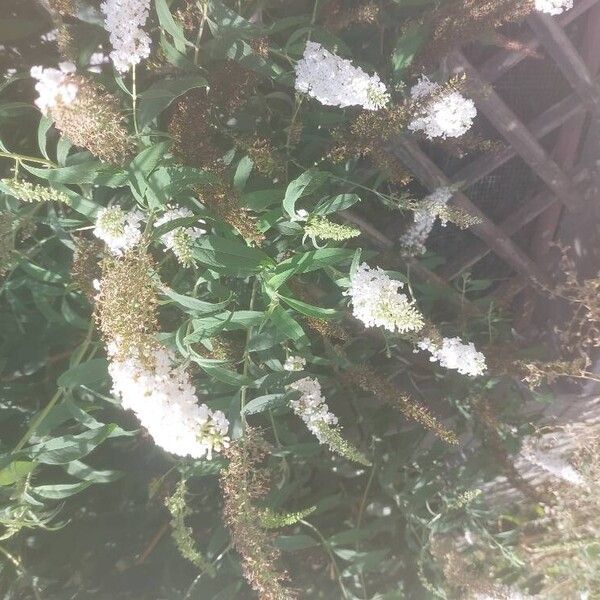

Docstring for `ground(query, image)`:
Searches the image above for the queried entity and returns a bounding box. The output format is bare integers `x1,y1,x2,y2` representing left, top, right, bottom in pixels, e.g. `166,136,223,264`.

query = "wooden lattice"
345,0,600,311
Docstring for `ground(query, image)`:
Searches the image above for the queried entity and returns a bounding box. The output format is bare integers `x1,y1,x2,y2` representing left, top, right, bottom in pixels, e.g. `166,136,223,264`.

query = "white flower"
88,51,110,73
289,377,338,443
295,41,389,110
94,206,144,255
154,206,205,266
408,76,477,139
417,336,487,377
535,0,573,15
284,355,306,372
108,345,230,459
101,0,152,73
30,62,78,115
399,187,453,255
41,29,58,42
346,263,424,333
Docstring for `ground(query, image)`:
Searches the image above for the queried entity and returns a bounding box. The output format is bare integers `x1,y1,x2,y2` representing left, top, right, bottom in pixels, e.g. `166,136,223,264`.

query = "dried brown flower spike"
94,250,159,361
52,76,135,166
48,0,75,17
220,429,296,600
199,179,265,246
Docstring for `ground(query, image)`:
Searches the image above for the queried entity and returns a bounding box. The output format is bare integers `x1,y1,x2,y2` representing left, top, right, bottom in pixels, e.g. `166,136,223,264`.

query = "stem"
355,463,376,600
300,519,349,600
356,463,376,531
0,545,43,600
12,323,94,453
132,65,139,136
193,1,208,65
183,543,232,599
239,279,258,424
0,151,56,167
308,0,320,41
12,388,63,453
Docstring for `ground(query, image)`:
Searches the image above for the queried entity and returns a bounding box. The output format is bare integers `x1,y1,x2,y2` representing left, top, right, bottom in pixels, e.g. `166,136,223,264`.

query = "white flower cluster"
108,344,230,459
408,76,477,139
154,206,205,266
535,0,573,15
284,355,306,372
30,62,78,115
288,377,338,444
346,263,424,333
295,41,389,110
101,0,152,72
418,336,487,377
94,206,144,255
399,187,453,255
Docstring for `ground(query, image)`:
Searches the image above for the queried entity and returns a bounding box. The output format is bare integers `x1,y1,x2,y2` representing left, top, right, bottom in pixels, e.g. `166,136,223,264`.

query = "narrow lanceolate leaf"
279,294,340,319
155,0,192,51
241,393,288,416
267,248,355,290
270,305,307,343
26,424,117,465
33,481,93,500
161,286,233,315
64,460,122,483
314,194,361,216
283,170,329,219
193,235,273,276
57,359,109,389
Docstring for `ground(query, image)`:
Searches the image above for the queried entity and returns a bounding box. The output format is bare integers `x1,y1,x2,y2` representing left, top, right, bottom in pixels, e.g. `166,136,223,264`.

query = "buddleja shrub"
0,0,573,598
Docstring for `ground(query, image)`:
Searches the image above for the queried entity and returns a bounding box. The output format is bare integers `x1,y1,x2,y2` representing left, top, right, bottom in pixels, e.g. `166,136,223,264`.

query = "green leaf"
194,362,254,388
22,160,101,184
57,359,108,389
161,286,233,315
270,305,306,343
65,460,122,483
233,156,254,192
27,424,117,465
19,261,65,284
0,461,36,486
283,170,328,219
56,137,72,166
188,311,264,338
193,235,273,276
314,193,361,215
33,481,93,500
138,75,208,128
37,116,53,160
165,165,217,195
267,248,355,289
242,393,287,416
128,142,170,200
241,189,284,211
279,294,339,319
391,23,425,78
155,0,191,51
